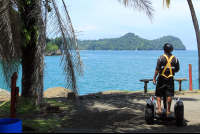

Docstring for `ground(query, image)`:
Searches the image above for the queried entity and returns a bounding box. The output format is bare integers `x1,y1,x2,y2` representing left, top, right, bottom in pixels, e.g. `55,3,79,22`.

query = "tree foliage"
45,37,60,52
0,0,83,99
45,43,59,52
78,33,186,50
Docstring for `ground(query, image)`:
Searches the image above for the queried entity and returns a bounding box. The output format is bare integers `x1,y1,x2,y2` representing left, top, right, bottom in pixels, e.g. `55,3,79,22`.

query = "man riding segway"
153,43,180,115
145,43,184,126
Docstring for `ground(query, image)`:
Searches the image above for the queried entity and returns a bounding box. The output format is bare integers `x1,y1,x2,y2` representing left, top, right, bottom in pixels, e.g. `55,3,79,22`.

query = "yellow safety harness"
159,54,174,78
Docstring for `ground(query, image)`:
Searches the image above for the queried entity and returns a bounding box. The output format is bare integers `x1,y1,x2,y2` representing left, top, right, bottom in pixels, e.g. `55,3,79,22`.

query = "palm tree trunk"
21,40,36,98
21,1,37,98
187,0,200,89
37,0,48,107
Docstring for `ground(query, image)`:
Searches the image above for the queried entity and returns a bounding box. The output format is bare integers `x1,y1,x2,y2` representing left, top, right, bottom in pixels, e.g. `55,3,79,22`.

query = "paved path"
53,93,200,133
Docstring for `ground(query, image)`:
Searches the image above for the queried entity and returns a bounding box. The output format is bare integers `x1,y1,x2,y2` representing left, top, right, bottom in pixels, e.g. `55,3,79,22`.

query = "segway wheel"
145,104,154,124
175,105,184,126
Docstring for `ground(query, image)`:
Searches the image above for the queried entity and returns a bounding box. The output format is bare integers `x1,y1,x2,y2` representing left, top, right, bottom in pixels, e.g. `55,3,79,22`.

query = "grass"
43,98,70,107
0,97,43,115
0,96,72,133
0,100,11,115
147,90,155,92
22,115,68,133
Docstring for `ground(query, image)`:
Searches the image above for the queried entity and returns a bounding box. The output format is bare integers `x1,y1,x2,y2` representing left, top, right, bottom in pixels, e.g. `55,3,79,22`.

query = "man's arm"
153,56,161,85
175,57,180,73
153,70,159,85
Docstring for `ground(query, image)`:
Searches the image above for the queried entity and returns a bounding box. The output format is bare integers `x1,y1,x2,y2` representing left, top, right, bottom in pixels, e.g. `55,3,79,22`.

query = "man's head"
163,43,173,53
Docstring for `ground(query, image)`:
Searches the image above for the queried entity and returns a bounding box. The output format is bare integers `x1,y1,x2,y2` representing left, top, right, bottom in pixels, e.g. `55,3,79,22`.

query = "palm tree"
0,0,83,102
0,0,154,105
163,0,200,89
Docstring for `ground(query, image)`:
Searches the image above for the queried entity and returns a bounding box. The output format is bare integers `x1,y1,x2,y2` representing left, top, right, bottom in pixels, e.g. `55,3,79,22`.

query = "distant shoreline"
78,50,188,51
1,88,198,95
43,50,192,55
43,50,189,56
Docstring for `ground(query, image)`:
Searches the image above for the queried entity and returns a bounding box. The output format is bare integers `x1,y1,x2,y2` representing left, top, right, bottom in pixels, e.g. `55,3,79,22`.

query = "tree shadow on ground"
58,93,200,133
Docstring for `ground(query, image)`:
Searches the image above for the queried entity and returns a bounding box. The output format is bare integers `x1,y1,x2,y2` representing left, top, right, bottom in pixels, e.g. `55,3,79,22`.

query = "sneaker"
156,110,162,115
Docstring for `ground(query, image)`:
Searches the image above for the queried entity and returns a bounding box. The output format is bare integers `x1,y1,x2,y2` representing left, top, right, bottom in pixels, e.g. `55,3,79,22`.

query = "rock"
43,87,74,98
45,49,62,56
94,92,102,98
57,91,68,97
45,53,52,56
85,92,103,99
0,89,11,98
0,89,21,98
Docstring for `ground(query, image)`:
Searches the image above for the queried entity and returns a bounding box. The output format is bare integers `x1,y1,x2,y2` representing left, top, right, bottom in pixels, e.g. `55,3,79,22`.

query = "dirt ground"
53,91,200,133
1,90,200,133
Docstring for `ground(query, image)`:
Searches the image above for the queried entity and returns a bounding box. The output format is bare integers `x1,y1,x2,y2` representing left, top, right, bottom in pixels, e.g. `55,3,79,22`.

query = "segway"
145,96,184,126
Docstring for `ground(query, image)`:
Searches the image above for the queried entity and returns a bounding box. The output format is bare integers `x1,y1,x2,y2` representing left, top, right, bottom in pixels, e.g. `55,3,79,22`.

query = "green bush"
45,43,59,52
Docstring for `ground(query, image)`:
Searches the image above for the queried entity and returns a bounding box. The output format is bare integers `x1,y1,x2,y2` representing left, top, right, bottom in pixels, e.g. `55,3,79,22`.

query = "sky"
56,0,200,50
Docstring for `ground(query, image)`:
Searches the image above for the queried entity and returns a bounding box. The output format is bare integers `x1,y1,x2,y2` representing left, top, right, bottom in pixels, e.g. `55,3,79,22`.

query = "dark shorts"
155,76,174,97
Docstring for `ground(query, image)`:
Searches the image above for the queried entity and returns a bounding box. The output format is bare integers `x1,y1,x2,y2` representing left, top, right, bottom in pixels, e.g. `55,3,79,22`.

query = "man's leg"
167,97,172,113
157,97,162,112
166,77,174,114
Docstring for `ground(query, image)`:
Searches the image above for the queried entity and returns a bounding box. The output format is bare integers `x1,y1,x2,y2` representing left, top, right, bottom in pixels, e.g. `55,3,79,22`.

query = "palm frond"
61,0,83,75
48,0,83,95
0,0,83,101
118,0,155,22
30,0,47,101
0,0,21,90
163,0,170,9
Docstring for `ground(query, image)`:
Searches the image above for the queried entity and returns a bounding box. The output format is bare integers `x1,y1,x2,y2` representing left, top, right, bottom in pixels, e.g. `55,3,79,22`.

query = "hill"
78,33,186,50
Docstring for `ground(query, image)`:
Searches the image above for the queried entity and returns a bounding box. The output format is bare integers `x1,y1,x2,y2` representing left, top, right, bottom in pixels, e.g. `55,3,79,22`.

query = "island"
77,32,186,51
45,32,186,55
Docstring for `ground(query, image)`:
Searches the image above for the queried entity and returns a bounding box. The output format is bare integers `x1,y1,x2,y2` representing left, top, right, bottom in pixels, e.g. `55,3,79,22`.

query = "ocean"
0,50,198,95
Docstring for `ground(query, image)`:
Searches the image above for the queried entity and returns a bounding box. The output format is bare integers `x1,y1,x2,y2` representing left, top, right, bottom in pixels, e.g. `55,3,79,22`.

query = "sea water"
0,50,198,95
